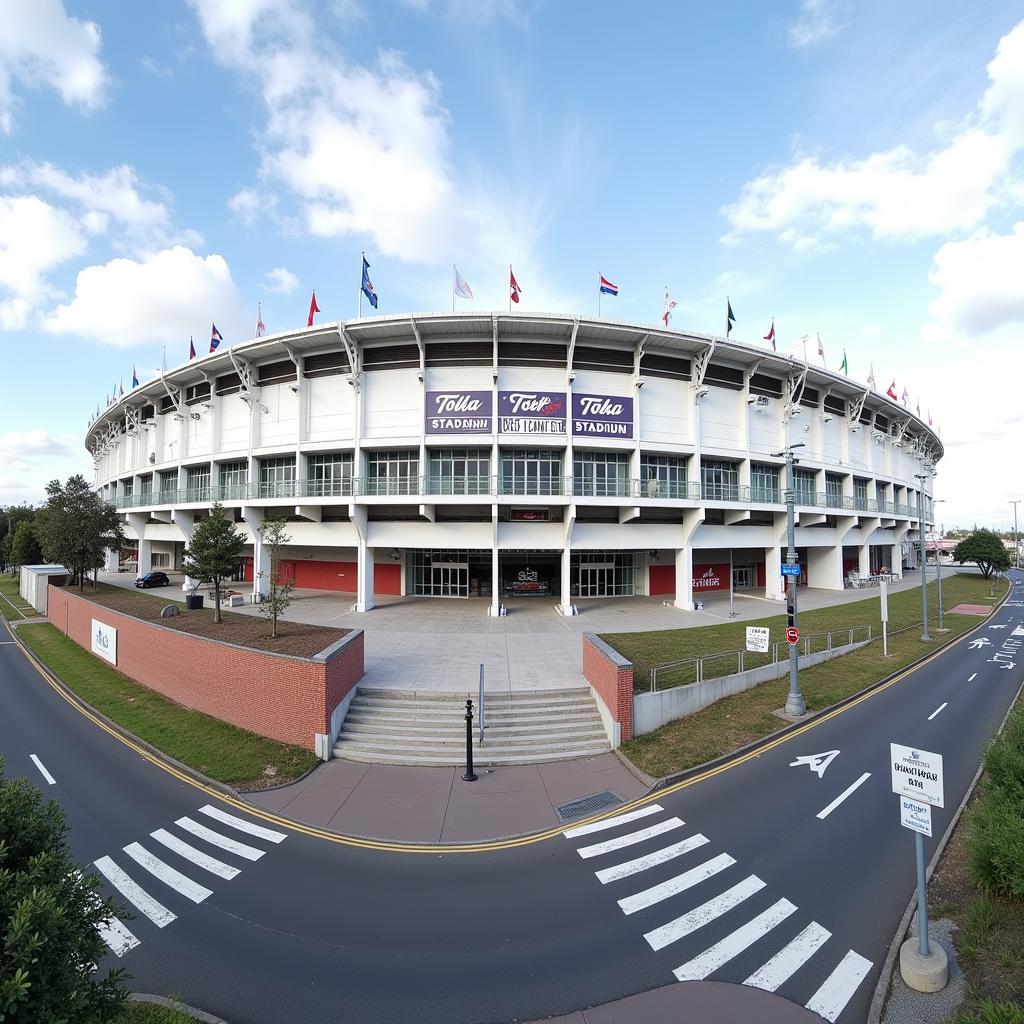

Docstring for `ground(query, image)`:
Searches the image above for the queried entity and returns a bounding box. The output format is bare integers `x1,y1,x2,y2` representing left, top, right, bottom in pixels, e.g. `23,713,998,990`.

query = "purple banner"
572,393,633,438
424,390,492,434
498,390,567,435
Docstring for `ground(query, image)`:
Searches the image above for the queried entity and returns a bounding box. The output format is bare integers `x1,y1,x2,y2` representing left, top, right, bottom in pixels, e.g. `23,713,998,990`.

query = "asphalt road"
1,573,1021,1024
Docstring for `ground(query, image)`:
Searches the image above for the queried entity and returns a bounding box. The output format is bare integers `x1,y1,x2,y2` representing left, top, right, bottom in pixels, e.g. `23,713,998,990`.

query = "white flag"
867,362,875,388
817,332,826,365
662,288,677,326
453,266,473,300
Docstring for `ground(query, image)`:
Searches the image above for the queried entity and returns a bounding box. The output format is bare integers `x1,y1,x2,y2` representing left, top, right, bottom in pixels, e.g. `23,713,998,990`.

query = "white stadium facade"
87,312,940,614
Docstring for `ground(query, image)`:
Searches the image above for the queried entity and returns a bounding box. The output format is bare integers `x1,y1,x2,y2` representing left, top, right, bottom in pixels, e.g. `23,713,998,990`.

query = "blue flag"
361,257,378,309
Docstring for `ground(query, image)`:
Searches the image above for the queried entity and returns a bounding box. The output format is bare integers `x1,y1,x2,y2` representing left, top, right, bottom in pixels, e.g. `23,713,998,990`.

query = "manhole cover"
555,790,622,823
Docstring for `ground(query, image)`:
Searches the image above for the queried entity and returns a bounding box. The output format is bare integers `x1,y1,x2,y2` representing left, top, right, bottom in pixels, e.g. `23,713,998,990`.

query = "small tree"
10,519,42,568
0,756,128,1021
954,528,1011,579
34,476,126,591
257,515,294,640
180,503,245,624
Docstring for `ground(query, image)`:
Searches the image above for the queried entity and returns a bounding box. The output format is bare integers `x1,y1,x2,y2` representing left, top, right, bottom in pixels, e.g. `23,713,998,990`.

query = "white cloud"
0,0,110,134
265,266,299,293
0,428,73,464
788,0,846,49
43,245,244,348
723,19,1024,247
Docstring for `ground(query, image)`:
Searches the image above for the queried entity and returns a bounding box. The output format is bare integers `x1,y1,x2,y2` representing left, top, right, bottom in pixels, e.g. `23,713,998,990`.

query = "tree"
0,506,35,573
180,503,245,624
9,520,41,568
34,476,126,591
0,756,128,1021
954,528,1011,579
257,515,294,640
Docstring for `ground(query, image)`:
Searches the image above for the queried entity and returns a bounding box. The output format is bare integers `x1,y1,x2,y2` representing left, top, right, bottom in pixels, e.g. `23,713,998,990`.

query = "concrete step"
357,687,590,702
349,695,593,713
341,717,604,736
344,708,603,727
333,743,612,767
337,727,608,748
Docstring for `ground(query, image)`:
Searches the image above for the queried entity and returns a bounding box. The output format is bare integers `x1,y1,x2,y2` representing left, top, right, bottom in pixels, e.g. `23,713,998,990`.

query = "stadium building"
87,312,940,614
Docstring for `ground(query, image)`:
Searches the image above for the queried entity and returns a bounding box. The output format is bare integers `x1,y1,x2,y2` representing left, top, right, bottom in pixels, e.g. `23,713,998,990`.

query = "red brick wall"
47,587,363,752
582,633,634,743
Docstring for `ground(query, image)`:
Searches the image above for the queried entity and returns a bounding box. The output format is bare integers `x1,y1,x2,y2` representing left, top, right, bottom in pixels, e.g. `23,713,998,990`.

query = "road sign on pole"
881,578,889,657
899,797,932,837
786,626,800,645
781,563,801,577
745,626,770,653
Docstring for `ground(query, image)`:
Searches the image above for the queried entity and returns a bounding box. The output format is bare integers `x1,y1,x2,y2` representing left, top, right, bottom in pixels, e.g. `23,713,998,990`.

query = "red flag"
307,290,320,326
886,380,898,401
509,268,521,304
189,337,196,360
763,319,776,350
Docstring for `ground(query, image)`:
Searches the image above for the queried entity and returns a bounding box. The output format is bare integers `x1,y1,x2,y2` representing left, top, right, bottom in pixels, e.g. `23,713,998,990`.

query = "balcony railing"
633,479,702,500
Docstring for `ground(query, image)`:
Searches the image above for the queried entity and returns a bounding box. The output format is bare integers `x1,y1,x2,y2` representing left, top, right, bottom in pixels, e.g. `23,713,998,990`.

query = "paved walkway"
247,752,650,843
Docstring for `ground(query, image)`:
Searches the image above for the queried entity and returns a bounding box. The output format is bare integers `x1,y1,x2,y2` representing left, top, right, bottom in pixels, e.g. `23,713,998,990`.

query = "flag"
119,381,124,397
161,346,168,374
509,267,521,304
840,349,848,374
886,380,897,401
210,324,223,353
817,332,825,366
928,409,933,427
132,366,139,388
453,266,473,300
256,302,265,337
189,337,196,360
727,298,735,337
763,319,775,350
901,386,909,406
307,290,320,326
867,363,875,389
599,275,619,297
361,257,378,309
662,288,677,326
916,400,921,417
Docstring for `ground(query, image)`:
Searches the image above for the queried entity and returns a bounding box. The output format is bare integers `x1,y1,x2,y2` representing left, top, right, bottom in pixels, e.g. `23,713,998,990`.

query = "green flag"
727,299,735,337
840,349,848,374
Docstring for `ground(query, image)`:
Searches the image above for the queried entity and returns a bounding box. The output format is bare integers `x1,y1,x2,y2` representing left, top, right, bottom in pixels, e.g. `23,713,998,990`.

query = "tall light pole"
915,472,930,642
773,442,806,716
1011,500,1021,570
933,498,946,632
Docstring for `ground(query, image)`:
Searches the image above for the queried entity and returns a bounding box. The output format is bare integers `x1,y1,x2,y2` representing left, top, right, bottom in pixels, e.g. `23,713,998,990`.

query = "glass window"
573,451,629,497
640,455,688,499
700,459,739,501
307,453,354,497
365,450,419,496
750,463,780,503
499,449,563,496
138,474,153,503
853,478,869,510
793,468,818,505
259,456,296,498
122,479,134,497
218,460,248,499
185,465,210,501
825,473,845,508
158,471,178,501
428,449,490,495
571,551,635,597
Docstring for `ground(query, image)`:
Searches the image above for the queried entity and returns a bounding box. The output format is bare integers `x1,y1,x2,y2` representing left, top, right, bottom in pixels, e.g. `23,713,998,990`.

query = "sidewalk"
247,752,650,843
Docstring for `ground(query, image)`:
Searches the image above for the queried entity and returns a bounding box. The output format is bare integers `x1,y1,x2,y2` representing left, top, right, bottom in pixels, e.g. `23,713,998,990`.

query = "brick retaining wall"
582,633,634,743
47,587,363,752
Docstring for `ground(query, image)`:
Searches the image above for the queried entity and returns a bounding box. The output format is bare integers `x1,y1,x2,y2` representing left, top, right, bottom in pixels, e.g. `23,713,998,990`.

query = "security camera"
346,375,356,387
746,395,757,404
693,385,709,399
850,425,859,433
289,384,299,393
823,414,833,423
190,412,201,421
635,377,646,388
417,372,424,382
567,371,576,382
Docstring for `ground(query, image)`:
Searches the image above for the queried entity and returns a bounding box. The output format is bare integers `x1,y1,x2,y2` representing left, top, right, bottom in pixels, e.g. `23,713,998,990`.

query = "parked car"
135,571,170,589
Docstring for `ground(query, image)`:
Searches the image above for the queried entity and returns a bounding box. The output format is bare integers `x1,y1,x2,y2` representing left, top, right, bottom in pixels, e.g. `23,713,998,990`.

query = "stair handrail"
478,664,485,745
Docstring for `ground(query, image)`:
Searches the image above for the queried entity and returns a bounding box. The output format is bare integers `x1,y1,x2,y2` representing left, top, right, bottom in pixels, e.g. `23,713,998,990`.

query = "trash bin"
185,594,204,610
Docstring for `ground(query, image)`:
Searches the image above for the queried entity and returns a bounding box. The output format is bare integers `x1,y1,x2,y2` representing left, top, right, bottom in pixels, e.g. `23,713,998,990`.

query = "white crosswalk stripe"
618,853,736,915
176,816,266,860
563,804,665,839
93,856,176,928
123,842,213,904
744,921,831,991
575,818,684,860
805,950,873,1022
673,898,797,981
150,828,241,880
198,805,287,843
97,916,140,957
595,834,710,884
644,874,765,952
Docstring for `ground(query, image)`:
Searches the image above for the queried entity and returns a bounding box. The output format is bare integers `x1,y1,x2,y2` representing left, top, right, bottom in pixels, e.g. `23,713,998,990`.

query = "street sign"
899,796,932,837
880,579,888,623
786,626,800,644
890,743,944,808
745,626,770,653
781,564,801,577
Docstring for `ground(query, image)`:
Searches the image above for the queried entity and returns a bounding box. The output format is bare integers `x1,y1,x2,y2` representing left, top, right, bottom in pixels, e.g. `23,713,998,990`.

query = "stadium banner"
498,390,567,435
572,393,634,438
424,390,493,434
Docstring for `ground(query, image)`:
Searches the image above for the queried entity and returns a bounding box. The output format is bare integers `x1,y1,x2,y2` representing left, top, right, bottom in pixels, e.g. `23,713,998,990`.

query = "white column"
127,513,151,575
806,544,844,590
104,548,119,572
350,504,374,612
765,544,784,600
173,511,199,591
491,505,500,616
560,546,573,615
673,546,694,610
242,506,267,599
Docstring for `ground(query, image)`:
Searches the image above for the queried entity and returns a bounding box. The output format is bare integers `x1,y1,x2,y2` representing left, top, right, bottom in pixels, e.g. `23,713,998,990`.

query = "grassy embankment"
0,574,35,620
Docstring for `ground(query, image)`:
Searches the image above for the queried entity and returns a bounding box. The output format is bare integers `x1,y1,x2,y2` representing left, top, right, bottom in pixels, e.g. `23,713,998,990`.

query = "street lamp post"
773,442,806,717
1011,500,1021,570
933,498,946,633
915,473,930,642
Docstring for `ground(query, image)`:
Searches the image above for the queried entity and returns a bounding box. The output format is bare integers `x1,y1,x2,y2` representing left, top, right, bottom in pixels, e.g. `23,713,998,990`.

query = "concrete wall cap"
585,632,634,669
312,629,363,663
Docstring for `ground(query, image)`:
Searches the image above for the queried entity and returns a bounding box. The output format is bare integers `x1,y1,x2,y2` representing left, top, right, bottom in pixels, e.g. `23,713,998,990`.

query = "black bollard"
462,698,477,782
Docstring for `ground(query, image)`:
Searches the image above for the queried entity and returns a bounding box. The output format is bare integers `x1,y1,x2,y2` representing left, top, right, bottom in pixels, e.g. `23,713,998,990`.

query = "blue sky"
2,0,1023,529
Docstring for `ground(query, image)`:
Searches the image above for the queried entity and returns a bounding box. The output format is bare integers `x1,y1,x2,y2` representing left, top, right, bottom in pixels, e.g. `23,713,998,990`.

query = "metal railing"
644,624,873,692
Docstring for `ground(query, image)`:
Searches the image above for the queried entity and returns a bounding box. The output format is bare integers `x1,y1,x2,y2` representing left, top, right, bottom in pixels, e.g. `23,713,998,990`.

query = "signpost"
880,578,889,657
781,563,801,577
786,626,800,645
745,626,770,653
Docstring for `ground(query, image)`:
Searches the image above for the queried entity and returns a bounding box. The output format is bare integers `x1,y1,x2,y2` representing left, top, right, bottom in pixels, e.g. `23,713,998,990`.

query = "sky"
1,0,1023,531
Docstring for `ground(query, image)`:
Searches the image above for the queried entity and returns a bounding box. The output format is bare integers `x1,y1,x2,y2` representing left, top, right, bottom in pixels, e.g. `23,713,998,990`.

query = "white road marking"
789,750,840,778
97,917,140,957
576,818,684,860
595,834,709,884
619,853,736,915
123,843,212,904
805,950,873,1022
673,898,798,981
744,921,832,991
563,803,664,839
644,875,765,952
927,703,948,721
29,754,56,785
150,828,240,880
968,673,977,681
816,773,872,820
175,817,265,861
198,805,287,843
93,856,176,927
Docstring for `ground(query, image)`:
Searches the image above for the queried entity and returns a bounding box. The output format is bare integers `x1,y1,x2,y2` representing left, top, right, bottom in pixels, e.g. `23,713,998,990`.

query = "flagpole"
358,251,364,319
726,296,729,338
598,274,601,318
452,265,455,313
509,264,512,313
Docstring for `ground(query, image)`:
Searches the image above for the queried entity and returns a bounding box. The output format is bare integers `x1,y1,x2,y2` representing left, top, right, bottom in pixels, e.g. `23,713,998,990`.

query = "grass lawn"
16,623,319,789
0,574,35,620
620,574,1009,779
115,999,201,1024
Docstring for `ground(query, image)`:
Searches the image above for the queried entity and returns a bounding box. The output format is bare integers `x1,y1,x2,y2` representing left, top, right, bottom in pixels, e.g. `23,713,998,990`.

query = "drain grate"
555,790,623,824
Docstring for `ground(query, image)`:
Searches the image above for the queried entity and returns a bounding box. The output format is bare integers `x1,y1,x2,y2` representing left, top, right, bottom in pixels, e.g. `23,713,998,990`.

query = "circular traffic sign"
786,626,800,644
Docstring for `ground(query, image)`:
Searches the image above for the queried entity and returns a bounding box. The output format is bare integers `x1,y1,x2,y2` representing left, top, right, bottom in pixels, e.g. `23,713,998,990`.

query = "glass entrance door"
578,565,613,597
732,565,753,589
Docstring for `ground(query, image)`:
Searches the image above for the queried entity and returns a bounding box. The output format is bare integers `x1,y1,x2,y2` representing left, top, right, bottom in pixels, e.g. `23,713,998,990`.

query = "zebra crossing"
563,804,873,1022
93,804,287,957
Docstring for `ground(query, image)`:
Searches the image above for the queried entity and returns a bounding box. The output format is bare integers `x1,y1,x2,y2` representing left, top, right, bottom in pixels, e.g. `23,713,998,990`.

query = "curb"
865,672,1024,1024
129,992,229,1024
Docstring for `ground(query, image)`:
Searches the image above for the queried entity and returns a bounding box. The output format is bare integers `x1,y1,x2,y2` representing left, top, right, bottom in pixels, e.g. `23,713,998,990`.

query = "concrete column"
491,546,500,616
560,545,573,615
126,513,151,575
806,544,844,590
765,545,784,600
893,522,911,579
104,548,119,572
241,506,267,599
858,542,871,577
349,504,374,612
172,511,199,592
673,546,694,610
